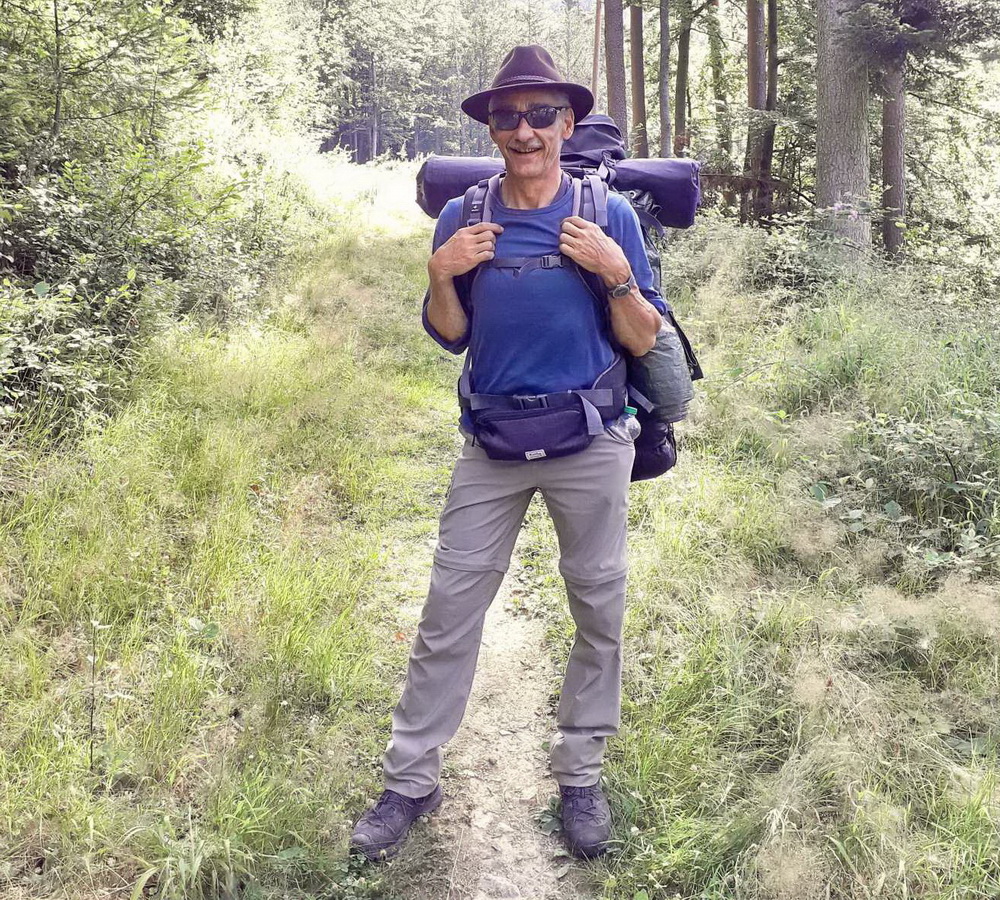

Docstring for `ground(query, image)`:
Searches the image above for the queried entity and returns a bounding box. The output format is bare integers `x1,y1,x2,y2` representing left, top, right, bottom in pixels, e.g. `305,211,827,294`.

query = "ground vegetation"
2,0,999,897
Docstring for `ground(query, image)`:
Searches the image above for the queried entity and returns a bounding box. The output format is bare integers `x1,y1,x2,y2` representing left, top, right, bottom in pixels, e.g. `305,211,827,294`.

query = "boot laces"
373,790,414,817
562,786,602,818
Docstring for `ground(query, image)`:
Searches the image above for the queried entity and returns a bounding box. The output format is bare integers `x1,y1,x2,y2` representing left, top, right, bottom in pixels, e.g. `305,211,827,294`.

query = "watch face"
611,283,631,298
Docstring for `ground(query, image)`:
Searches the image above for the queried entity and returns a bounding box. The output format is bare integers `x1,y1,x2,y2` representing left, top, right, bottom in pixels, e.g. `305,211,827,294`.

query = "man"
351,45,663,862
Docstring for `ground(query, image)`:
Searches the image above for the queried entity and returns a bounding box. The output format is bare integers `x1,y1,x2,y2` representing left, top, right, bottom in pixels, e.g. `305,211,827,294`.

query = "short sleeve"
605,193,668,315
422,197,472,353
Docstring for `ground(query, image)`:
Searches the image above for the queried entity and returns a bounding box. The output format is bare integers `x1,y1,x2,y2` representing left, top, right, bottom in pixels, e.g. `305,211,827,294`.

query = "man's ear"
563,111,575,140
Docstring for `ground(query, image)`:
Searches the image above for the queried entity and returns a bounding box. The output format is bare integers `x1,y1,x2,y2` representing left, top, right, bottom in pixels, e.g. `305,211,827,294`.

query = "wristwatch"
607,275,637,299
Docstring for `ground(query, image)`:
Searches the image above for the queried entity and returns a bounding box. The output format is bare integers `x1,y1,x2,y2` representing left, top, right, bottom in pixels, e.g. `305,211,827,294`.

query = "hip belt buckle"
514,394,548,409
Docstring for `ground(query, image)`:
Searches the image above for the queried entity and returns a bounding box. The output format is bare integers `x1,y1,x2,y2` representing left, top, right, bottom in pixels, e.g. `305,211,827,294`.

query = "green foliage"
572,214,1000,900
856,404,1000,574
0,0,343,432
318,0,593,160
684,218,1000,579
0,279,133,429
168,0,258,39
0,181,448,897
846,0,1000,73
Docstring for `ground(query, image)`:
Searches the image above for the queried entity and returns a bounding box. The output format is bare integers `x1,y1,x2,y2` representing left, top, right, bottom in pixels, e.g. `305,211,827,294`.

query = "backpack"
416,115,703,481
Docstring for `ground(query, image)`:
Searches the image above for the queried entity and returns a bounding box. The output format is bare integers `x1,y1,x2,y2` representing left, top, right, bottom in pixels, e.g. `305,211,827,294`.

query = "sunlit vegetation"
2,0,999,897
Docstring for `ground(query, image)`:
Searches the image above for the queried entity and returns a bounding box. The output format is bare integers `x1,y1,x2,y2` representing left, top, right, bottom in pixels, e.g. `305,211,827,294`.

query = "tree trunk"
592,0,603,105
746,0,766,111
630,3,649,156
882,55,906,257
564,2,573,82
743,0,766,220
51,0,63,142
605,0,628,133
672,0,691,156
754,0,779,220
369,53,378,160
658,0,671,156
706,0,729,163
816,0,871,249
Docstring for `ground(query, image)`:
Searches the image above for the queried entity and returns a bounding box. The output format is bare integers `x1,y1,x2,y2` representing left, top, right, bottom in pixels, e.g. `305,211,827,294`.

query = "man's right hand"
428,223,504,279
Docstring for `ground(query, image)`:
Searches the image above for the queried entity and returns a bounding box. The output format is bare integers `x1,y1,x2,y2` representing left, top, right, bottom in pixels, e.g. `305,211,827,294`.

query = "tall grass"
577,217,1000,900
0,167,452,899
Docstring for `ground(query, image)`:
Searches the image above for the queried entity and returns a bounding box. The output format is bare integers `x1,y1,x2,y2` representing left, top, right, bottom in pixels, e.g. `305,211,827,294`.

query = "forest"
2,0,999,429
2,0,1000,898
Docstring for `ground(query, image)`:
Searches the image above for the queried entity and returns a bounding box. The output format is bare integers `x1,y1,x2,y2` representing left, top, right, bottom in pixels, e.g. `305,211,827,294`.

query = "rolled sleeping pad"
613,158,701,229
416,155,701,229
416,157,503,220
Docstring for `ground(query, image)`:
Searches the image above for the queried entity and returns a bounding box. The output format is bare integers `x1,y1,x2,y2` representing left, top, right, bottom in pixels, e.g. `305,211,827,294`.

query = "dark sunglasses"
488,105,569,131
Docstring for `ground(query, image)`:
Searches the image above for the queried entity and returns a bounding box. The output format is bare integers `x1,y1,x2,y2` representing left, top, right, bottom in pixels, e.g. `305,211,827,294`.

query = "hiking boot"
349,786,443,861
559,783,612,859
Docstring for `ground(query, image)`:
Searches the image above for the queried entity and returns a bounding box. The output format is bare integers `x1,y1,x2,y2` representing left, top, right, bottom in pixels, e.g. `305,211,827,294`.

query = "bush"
0,1,339,434
0,281,134,431
856,404,1000,575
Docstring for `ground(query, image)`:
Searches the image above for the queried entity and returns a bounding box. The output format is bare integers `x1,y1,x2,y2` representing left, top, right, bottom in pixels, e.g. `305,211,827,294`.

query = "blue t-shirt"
423,175,666,398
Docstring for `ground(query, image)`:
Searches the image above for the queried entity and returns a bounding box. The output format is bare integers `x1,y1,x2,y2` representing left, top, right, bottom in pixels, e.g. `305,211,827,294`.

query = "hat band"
493,74,556,88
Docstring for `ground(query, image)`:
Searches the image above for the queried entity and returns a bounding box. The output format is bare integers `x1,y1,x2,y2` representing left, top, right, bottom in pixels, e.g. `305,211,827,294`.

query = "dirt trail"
380,547,597,900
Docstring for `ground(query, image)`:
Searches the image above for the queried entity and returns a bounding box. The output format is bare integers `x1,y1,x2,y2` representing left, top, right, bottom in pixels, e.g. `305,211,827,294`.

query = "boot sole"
567,840,609,860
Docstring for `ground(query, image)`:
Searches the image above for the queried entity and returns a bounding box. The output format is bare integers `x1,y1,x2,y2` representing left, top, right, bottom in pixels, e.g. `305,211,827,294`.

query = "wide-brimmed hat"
461,45,594,125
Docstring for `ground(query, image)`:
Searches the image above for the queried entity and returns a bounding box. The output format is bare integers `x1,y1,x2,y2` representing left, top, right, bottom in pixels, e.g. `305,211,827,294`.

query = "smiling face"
488,88,574,183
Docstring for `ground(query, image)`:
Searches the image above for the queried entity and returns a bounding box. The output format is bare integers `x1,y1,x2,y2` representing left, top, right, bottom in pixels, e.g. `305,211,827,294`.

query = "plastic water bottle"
623,405,642,441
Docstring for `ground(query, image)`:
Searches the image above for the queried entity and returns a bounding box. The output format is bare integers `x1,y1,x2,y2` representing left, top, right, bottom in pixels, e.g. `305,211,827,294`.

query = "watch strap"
608,275,637,298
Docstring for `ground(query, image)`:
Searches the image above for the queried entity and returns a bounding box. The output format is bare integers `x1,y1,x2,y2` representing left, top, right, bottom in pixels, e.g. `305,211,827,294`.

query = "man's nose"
513,115,535,141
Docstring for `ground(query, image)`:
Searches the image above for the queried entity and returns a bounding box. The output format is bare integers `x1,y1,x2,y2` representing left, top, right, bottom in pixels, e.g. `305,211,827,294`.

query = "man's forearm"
601,267,660,356
608,290,660,355
426,268,469,343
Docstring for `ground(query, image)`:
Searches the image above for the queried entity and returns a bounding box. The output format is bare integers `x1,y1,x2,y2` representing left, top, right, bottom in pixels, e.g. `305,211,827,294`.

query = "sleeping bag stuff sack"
416,152,701,229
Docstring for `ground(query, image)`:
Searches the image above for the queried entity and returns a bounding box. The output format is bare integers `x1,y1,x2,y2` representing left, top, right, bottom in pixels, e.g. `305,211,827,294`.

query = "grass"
0,166,453,899
579,217,1000,899
2,170,998,900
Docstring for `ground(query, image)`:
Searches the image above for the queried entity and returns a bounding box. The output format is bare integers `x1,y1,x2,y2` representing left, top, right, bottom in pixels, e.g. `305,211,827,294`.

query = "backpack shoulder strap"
634,205,665,236
588,174,609,227
566,174,619,351
571,176,584,220
571,173,609,228
462,173,502,227
457,173,505,311
462,178,488,227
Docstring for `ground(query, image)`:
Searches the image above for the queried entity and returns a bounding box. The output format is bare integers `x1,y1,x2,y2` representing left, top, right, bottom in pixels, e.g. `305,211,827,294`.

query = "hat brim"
461,82,594,126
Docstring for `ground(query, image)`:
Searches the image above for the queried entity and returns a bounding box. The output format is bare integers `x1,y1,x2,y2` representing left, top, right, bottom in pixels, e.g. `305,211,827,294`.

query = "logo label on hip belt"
525,449,547,460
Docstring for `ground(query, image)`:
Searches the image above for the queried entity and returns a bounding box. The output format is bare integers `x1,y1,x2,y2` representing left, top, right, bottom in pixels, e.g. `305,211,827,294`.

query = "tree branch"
64,105,156,122
112,164,199,233
909,90,998,123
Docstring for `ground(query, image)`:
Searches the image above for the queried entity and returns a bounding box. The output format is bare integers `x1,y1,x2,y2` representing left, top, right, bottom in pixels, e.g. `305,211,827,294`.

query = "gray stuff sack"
627,316,694,424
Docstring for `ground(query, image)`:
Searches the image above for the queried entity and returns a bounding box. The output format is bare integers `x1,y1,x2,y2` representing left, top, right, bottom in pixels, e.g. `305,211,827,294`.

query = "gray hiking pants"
383,424,635,798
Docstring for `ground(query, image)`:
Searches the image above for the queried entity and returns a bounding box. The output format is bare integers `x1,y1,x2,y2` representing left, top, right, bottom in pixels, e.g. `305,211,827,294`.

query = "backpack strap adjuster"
466,197,485,225
513,394,549,409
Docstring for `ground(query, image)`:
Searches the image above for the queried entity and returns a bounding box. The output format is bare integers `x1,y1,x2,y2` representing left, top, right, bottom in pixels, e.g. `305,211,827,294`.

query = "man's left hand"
559,216,631,287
